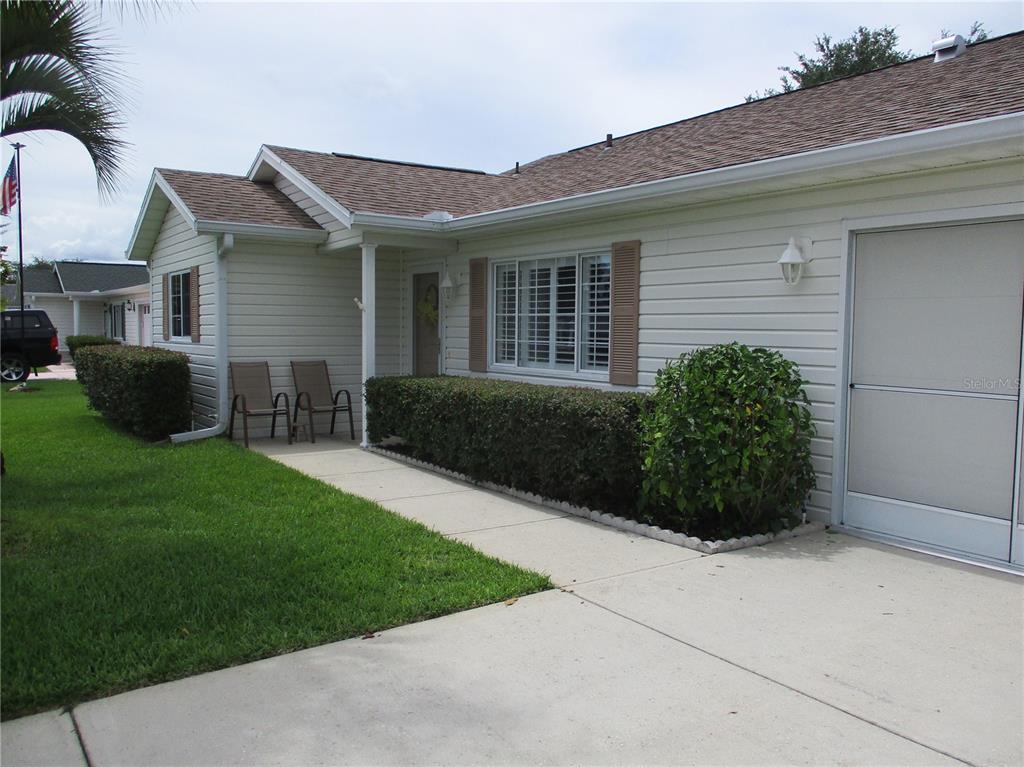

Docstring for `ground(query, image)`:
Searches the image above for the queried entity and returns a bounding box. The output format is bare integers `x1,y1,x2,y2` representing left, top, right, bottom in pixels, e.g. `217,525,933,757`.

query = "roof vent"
422,210,454,222
932,34,967,63
604,133,613,149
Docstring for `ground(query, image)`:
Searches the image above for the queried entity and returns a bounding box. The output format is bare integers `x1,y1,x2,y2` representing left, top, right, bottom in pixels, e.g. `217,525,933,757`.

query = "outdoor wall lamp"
126,299,135,311
440,271,461,304
778,237,812,285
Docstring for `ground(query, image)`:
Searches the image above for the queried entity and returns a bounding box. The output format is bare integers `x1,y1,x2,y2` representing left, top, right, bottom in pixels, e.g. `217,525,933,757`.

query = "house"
12,261,151,352
126,32,1024,567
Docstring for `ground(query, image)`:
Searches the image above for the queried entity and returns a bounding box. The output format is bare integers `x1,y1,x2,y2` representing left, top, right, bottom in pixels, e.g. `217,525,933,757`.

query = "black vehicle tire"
0,352,30,383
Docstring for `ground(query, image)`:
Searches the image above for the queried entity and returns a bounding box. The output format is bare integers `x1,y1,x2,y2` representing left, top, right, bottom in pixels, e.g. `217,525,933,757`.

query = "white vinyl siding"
150,206,218,426
225,242,401,439
426,159,1024,524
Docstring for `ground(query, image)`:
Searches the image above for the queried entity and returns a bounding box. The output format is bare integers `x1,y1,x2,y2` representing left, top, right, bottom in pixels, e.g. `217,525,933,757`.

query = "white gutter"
446,112,1024,231
349,211,446,233
342,112,1023,237
170,234,233,444
62,284,148,300
195,219,327,243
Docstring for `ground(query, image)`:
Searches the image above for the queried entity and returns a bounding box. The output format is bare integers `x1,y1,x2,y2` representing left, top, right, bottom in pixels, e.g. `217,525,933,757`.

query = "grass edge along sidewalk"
1,381,551,719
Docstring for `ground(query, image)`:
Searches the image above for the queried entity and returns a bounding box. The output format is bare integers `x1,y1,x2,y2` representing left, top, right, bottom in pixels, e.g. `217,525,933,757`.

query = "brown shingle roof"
55,261,148,292
265,148,514,218
273,32,1024,218
157,169,323,230
483,31,1024,211
157,32,1023,228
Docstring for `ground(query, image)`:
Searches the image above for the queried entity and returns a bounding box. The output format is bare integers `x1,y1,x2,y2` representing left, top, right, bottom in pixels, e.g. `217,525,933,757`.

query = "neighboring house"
126,32,1024,567
13,261,151,352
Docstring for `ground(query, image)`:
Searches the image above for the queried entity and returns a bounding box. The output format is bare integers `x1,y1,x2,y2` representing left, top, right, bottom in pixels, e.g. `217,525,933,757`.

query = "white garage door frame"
833,203,1024,569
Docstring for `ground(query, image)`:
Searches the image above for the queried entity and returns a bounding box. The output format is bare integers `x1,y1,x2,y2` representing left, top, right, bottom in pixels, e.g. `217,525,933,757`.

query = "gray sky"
3,1,1022,263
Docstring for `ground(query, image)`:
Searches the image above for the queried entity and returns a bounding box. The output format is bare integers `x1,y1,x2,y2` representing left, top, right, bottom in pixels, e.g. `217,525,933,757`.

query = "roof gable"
18,265,62,294
156,169,324,230
55,261,149,293
264,147,514,219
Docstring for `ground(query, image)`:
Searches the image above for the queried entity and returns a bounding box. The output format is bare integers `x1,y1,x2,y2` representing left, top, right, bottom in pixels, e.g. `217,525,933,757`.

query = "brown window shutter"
468,257,488,373
190,265,201,343
609,240,640,386
162,273,170,341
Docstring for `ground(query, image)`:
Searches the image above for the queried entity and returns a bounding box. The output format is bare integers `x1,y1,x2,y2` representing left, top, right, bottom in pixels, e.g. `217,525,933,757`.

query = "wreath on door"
416,284,439,327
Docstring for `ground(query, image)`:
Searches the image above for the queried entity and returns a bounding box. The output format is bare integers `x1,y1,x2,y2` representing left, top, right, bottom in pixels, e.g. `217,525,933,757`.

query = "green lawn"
0,382,550,719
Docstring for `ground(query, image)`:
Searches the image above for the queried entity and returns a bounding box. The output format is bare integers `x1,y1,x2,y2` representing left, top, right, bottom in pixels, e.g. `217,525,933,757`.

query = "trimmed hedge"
367,376,646,513
75,345,192,440
66,335,119,360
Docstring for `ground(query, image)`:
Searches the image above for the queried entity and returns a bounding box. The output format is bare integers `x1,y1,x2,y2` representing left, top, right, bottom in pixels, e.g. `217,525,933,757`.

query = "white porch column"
360,242,377,447
72,298,81,335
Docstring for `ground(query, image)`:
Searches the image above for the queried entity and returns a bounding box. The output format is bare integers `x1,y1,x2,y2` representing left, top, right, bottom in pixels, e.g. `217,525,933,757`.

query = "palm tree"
1,1,128,197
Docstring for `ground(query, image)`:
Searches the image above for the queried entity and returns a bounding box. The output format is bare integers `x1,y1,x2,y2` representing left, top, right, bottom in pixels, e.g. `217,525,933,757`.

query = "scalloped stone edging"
365,445,826,555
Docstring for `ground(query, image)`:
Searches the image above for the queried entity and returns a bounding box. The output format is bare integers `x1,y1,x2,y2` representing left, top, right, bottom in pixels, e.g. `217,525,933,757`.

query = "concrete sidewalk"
29,362,76,381
4,440,1021,766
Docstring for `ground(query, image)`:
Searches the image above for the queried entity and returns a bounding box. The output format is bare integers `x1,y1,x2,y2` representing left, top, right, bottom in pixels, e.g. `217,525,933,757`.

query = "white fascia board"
124,171,198,260
248,146,355,228
194,219,328,243
446,112,1024,231
350,211,447,232
154,172,200,230
124,170,163,260
52,264,66,293
86,284,150,299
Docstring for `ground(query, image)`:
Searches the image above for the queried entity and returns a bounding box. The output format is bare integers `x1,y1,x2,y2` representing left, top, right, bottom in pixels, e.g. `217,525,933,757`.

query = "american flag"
1,157,19,216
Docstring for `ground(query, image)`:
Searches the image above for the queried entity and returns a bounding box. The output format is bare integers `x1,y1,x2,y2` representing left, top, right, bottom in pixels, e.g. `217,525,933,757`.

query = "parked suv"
1,310,62,382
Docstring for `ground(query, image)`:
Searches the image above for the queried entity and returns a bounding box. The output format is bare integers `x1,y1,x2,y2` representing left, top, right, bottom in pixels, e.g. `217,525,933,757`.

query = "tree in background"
1,1,129,197
747,22,989,101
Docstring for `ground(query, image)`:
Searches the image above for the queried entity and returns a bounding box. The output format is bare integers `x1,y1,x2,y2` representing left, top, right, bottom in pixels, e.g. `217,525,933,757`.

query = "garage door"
844,220,1024,563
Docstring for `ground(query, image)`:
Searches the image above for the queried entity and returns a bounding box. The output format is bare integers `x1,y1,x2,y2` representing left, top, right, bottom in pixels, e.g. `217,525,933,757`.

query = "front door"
138,303,152,346
413,272,440,376
844,220,1024,563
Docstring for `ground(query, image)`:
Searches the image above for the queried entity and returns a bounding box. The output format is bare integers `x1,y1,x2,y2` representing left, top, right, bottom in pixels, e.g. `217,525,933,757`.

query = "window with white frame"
170,271,192,338
109,303,126,340
492,252,611,373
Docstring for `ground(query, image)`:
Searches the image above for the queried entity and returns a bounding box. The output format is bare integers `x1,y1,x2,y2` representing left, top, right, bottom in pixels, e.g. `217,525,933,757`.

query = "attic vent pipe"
932,34,967,63
605,133,613,148
514,162,520,175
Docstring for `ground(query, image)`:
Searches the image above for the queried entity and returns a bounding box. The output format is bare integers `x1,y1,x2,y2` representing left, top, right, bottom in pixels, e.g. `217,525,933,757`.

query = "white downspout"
170,234,233,443
360,242,376,447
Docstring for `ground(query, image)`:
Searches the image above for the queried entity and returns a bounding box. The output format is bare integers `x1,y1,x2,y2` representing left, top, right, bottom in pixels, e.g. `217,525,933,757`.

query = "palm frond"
2,91,128,199
1,0,131,197
2,1,127,107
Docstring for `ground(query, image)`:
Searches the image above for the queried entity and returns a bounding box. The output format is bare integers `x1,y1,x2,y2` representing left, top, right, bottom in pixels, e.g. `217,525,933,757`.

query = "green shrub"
640,343,817,538
75,345,192,440
367,376,646,513
66,335,119,360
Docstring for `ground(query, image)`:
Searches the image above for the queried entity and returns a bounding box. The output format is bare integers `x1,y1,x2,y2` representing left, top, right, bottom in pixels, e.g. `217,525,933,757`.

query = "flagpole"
12,142,25,341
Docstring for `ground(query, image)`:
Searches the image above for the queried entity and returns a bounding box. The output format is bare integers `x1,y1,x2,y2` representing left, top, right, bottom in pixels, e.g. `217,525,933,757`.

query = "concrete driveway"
4,441,1021,766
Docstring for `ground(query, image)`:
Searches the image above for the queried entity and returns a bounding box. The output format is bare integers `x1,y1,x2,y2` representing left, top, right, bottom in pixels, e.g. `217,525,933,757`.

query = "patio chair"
290,360,355,442
228,361,292,448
